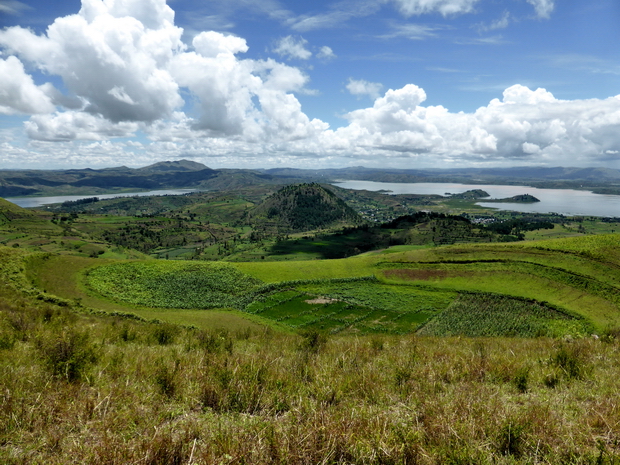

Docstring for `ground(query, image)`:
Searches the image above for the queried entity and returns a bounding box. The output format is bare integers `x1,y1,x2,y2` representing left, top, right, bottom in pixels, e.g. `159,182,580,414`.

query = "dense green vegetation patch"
244,281,454,334
269,211,508,259
418,293,593,337
86,261,263,309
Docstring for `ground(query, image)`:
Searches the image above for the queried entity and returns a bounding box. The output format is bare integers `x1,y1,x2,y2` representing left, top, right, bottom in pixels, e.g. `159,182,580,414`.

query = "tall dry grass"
2,283,620,464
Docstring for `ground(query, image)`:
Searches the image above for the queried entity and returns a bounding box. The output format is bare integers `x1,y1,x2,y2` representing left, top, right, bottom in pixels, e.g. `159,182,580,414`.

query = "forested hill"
249,183,364,232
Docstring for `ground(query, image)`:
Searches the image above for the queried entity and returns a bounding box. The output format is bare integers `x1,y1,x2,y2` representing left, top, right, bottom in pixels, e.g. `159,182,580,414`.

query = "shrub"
298,329,327,354
195,329,233,354
154,359,179,398
552,344,586,380
370,336,385,352
512,367,530,393
496,419,528,458
196,329,222,353
151,323,179,345
118,323,138,342
0,328,16,350
36,328,98,382
0,314,16,350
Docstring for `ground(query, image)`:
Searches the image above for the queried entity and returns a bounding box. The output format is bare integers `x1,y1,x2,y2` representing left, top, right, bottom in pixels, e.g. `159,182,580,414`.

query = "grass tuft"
35,327,98,382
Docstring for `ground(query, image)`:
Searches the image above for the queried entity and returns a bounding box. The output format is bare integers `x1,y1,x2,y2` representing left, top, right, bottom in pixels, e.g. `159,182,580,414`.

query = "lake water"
332,181,620,217
5,189,197,208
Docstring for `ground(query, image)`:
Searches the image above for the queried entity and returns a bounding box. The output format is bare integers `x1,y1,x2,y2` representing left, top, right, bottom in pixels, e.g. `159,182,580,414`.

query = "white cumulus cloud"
193,31,248,57
0,0,184,123
0,0,323,144
25,111,140,141
317,46,336,60
324,83,620,166
273,35,312,60
0,0,614,169
0,56,56,114
346,78,384,100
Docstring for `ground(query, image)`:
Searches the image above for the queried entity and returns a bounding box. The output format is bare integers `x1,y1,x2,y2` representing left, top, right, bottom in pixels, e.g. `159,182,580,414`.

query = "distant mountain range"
1,160,620,197
262,166,620,183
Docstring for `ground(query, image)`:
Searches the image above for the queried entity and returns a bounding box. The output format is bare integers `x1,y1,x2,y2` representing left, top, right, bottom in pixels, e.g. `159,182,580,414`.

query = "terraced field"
36,233,616,336
374,237,620,329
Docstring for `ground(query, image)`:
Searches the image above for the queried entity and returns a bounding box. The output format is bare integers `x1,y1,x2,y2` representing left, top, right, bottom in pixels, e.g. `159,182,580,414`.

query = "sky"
1,0,620,170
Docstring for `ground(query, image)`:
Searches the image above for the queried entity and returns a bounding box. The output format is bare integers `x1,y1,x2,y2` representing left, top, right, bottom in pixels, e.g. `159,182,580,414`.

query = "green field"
39,234,613,336
87,261,262,309
244,282,452,334
417,293,592,337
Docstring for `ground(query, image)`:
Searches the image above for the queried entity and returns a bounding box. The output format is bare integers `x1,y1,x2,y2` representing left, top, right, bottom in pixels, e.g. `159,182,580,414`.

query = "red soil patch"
383,269,466,281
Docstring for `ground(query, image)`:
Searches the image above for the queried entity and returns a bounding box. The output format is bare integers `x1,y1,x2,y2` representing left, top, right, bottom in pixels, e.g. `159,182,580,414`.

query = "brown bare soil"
383,268,465,280
305,297,339,304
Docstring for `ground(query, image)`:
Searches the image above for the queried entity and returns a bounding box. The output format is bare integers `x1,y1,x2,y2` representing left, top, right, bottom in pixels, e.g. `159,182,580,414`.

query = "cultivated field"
24,233,619,337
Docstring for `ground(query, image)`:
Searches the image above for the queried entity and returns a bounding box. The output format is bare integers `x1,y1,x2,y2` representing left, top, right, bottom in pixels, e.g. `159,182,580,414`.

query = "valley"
2,164,620,463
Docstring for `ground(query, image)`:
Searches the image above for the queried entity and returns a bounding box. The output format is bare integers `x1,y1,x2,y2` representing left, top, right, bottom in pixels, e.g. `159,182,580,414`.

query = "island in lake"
448,190,540,203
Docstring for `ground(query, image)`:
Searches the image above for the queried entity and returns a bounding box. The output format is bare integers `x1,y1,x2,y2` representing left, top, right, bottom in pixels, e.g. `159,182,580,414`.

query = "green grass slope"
376,235,620,330
0,198,37,222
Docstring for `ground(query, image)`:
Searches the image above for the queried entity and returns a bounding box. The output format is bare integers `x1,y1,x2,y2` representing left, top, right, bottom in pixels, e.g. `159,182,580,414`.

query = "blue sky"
1,0,620,170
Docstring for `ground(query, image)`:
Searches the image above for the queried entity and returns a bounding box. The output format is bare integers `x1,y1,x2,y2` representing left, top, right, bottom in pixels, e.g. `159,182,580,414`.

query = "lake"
332,181,620,217
5,189,197,208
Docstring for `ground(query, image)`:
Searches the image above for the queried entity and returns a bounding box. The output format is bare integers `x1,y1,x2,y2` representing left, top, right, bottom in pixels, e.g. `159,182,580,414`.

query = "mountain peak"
251,183,363,232
139,160,210,172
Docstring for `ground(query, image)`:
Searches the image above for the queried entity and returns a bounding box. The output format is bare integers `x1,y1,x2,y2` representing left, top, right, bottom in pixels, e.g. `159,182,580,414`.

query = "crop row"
244,291,306,315
82,253,600,337
298,281,454,315
248,291,431,334
418,293,592,337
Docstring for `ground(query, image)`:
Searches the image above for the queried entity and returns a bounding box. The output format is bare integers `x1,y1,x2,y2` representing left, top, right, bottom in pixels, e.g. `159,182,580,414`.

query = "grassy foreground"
2,243,620,463
2,295,620,463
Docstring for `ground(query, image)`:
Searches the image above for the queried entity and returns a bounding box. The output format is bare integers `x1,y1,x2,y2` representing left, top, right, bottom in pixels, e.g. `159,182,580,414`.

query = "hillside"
249,183,364,232
0,161,219,196
263,165,620,185
0,198,36,222
269,212,503,259
484,194,541,203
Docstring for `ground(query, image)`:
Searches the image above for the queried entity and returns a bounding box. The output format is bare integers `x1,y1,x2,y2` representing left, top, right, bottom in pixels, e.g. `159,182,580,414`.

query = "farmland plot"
418,293,592,337
87,261,262,309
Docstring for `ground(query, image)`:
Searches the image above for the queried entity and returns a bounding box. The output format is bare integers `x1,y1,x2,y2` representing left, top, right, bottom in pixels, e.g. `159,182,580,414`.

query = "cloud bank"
0,0,618,169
